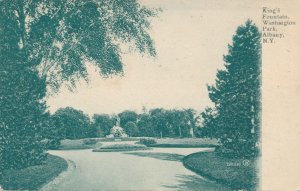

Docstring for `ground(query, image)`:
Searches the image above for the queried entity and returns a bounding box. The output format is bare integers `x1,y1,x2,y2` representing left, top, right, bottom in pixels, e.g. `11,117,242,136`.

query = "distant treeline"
43,107,200,148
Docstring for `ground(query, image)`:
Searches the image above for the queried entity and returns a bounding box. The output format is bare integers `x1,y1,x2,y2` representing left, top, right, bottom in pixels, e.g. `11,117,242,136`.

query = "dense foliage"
0,68,47,170
44,107,198,145
118,111,138,127
139,138,157,146
0,0,158,91
0,0,157,174
200,20,261,157
92,114,115,137
0,7,47,174
51,107,94,139
124,121,139,137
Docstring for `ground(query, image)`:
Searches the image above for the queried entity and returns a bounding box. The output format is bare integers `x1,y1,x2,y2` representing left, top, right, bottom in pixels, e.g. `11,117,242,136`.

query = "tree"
197,107,218,138
1,0,158,91
124,121,139,137
184,109,197,137
0,8,47,172
52,107,91,139
137,113,156,137
92,114,115,137
0,0,157,171
149,108,169,138
164,110,182,137
41,114,64,149
0,68,47,170
164,109,196,138
118,110,138,127
207,20,261,157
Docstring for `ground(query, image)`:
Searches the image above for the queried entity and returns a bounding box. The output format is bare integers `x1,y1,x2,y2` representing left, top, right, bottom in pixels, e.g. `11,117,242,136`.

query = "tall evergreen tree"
208,20,261,157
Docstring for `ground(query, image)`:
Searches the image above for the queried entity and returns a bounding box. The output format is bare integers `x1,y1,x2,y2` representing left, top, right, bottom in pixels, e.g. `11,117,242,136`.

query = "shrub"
215,146,237,158
57,139,101,150
139,138,157,146
93,143,150,152
83,139,98,145
101,144,146,149
41,138,61,150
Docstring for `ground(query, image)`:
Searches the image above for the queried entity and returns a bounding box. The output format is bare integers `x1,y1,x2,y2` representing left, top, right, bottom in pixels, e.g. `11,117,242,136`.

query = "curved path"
42,147,230,191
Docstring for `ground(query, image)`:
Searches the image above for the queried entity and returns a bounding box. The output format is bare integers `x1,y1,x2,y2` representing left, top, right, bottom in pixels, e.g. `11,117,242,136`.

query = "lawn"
57,137,140,150
148,138,219,148
93,143,151,152
57,137,219,150
0,154,68,190
98,137,140,142
183,151,259,190
58,138,102,150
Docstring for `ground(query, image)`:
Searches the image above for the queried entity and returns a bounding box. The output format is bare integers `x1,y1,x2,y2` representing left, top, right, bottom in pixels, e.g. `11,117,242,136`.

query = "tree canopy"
1,0,158,91
92,114,115,137
118,110,138,127
0,0,158,173
52,107,92,139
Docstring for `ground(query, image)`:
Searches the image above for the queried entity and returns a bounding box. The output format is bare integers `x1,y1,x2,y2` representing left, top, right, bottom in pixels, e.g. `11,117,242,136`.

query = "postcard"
0,0,299,190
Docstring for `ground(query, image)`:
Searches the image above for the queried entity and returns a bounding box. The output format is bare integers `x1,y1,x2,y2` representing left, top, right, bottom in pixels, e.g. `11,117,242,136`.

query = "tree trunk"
17,0,26,50
179,126,182,138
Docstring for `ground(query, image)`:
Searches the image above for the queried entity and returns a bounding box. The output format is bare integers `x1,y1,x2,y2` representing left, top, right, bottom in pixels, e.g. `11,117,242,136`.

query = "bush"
102,144,146,149
41,139,61,150
83,139,98,145
98,137,139,142
215,146,237,158
58,139,99,150
93,143,150,152
139,138,157,146
215,145,259,159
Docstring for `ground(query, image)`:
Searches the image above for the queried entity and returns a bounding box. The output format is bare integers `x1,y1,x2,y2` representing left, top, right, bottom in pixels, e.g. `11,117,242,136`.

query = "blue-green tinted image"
0,1,260,190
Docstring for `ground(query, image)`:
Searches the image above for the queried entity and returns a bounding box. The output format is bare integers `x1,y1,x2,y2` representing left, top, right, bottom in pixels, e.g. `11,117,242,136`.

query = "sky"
47,0,261,116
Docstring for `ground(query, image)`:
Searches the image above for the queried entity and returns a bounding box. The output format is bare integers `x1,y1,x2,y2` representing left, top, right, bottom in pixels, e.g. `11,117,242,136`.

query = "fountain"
106,116,128,138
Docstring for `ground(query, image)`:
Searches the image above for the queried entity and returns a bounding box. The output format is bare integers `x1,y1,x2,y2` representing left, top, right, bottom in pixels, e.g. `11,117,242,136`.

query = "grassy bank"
149,143,217,148
58,138,102,150
0,154,68,190
183,151,258,190
57,137,219,150
98,137,140,142
93,143,151,152
57,137,140,150
148,138,219,148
